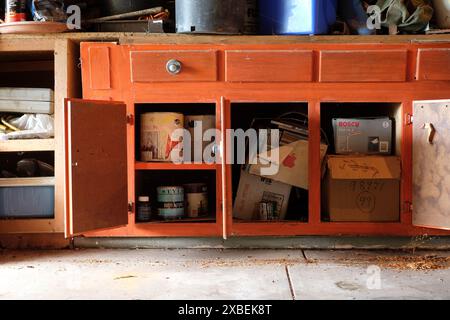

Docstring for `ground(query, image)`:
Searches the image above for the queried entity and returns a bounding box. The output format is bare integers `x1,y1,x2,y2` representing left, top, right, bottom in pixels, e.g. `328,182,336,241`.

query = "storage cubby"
320,103,403,156
0,151,54,177
135,170,217,223
0,51,54,89
320,102,403,223
135,103,216,163
0,151,55,220
230,102,309,222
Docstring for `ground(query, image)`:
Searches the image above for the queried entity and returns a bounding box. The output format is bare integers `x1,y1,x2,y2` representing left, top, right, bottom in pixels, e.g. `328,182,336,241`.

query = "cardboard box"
323,156,401,222
332,118,393,155
233,170,292,221
248,140,328,190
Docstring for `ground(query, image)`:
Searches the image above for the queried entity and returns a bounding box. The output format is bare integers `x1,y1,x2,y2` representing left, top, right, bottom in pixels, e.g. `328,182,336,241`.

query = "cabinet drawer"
130,50,218,82
416,48,450,81
320,50,408,82
225,50,313,82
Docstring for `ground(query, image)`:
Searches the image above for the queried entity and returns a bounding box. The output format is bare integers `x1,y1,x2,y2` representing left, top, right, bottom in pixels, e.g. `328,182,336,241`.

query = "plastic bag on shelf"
29,0,67,22
0,114,54,140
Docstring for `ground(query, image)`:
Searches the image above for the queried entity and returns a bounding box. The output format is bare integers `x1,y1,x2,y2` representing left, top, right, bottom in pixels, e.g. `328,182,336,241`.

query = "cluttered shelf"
1,1,449,38
0,138,55,152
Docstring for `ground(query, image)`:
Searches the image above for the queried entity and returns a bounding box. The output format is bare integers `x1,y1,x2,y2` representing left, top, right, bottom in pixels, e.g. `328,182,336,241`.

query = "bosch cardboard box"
233,170,292,221
323,156,401,222
332,118,393,155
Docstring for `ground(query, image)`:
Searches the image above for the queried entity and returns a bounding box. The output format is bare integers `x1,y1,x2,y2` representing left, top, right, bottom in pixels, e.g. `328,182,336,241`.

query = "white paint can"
140,112,184,162
184,183,208,218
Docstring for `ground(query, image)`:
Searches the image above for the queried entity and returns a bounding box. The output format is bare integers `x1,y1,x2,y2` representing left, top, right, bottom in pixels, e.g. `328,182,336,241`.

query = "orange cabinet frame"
64,40,450,238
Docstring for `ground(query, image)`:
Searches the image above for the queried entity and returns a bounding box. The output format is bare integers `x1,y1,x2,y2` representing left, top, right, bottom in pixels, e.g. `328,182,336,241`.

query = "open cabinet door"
413,100,450,230
65,99,128,237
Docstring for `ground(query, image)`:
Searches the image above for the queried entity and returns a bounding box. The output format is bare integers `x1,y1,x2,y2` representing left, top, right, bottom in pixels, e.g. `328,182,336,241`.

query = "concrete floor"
0,249,449,300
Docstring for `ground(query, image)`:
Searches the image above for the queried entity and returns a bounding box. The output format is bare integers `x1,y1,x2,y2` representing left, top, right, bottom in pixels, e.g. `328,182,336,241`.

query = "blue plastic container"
259,0,338,35
0,185,54,219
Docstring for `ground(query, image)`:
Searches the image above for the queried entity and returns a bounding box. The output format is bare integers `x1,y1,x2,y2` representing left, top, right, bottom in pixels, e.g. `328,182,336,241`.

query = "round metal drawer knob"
166,59,182,75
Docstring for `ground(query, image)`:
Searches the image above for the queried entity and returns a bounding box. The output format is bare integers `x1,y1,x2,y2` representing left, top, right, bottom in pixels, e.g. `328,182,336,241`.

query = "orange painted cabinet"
65,41,450,238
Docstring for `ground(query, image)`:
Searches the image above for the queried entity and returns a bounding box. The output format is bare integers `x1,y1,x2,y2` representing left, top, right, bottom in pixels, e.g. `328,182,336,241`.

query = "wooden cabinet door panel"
413,99,450,230
65,99,128,236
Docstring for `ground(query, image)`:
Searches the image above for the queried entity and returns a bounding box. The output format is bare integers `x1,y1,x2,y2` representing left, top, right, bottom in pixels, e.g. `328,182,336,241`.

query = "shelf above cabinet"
0,139,55,152
135,162,217,171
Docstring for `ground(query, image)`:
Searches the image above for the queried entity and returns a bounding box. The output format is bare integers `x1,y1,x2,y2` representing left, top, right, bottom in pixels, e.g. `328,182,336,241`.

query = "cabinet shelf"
135,162,217,171
0,139,55,152
0,177,55,187
137,216,216,224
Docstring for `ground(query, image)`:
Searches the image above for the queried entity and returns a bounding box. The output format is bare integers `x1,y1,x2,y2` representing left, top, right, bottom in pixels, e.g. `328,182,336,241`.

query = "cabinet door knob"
166,59,182,75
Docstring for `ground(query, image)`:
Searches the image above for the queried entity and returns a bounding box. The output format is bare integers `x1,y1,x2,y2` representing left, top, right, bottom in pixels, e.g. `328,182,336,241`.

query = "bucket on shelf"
176,0,257,34
259,0,338,35
157,186,185,220
140,112,184,162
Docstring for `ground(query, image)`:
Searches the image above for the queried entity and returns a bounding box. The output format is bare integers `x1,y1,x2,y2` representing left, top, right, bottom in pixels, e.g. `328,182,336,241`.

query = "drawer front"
320,50,408,82
416,48,450,81
130,50,218,82
225,50,313,82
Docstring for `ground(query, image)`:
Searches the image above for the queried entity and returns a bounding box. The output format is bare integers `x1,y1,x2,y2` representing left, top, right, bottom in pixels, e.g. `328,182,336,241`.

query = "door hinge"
405,113,413,126
403,201,413,213
128,201,134,213
126,114,134,125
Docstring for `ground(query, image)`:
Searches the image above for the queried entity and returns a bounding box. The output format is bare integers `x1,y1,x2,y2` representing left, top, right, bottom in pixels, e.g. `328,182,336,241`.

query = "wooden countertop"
0,33,449,45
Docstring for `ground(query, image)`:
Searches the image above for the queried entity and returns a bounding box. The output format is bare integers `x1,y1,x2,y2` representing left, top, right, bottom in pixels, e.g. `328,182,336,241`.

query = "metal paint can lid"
138,196,150,202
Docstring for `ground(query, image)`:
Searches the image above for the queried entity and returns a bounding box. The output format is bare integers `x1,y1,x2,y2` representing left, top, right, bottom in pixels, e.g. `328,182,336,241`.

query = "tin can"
157,186,185,220
140,112,184,162
6,0,27,23
184,183,208,218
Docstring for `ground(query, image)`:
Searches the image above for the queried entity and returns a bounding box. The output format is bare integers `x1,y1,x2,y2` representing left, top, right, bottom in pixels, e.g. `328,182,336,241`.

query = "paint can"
184,183,208,218
157,186,185,220
184,115,216,163
5,0,27,23
176,0,257,34
140,112,184,162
